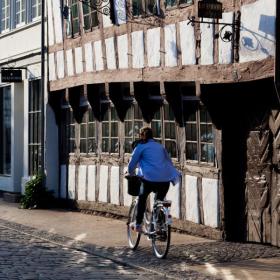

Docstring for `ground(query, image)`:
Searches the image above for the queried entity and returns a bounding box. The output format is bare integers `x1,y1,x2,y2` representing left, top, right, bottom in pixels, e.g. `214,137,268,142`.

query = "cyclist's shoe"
135,224,143,233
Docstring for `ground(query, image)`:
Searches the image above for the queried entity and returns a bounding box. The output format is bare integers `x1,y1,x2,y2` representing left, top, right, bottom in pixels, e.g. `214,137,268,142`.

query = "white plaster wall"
84,42,94,72
47,0,54,46
103,13,113,28
166,182,180,219
105,37,117,70
60,165,67,199
123,167,132,206
110,166,119,205
94,41,104,71
98,165,108,202
132,31,144,68
78,165,87,201
87,165,96,201
219,12,233,64
49,53,56,81
180,21,196,65
200,20,214,65
147,27,161,67
185,175,199,223
239,0,276,63
117,35,128,69
202,178,219,228
165,24,177,67
68,165,76,199
0,23,41,62
74,47,83,74
114,0,126,25
66,49,74,76
51,0,63,43
56,50,65,79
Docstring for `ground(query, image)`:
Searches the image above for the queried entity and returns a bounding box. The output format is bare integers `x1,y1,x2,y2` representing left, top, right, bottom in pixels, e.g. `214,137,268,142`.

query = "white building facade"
0,0,58,198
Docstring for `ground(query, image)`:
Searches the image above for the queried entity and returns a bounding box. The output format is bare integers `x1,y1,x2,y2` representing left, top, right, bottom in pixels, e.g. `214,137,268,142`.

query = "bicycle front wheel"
127,199,141,250
151,207,171,259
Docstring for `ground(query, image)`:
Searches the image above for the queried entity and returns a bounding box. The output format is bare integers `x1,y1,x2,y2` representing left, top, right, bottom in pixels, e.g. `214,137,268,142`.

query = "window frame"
164,0,193,10
28,79,41,175
1,0,11,33
101,103,119,154
132,0,160,17
0,86,11,176
15,0,26,27
80,107,97,155
124,102,144,154
82,0,99,31
31,0,41,21
184,101,215,165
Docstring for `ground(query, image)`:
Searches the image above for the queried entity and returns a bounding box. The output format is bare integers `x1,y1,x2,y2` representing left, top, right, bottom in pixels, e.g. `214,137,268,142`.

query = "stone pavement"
0,199,280,280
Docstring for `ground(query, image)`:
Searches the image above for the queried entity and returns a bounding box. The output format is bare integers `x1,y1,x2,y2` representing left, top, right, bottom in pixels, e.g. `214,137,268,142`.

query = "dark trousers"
136,180,170,225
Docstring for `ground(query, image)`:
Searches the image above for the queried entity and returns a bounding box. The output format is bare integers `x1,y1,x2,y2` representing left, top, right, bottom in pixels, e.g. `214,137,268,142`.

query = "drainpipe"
40,0,45,178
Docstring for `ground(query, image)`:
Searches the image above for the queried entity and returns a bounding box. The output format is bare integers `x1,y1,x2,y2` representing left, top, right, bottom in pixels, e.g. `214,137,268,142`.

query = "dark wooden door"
246,129,271,243
270,110,280,247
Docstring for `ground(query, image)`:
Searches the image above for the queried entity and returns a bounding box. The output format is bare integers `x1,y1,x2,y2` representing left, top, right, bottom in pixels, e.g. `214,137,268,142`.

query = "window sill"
0,20,41,39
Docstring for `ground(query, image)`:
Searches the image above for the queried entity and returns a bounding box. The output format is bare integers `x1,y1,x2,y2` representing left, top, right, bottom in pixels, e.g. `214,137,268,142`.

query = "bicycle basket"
126,176,141,196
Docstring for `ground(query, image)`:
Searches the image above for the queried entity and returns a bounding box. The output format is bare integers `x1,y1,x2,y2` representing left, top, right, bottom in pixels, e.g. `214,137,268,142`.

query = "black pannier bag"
125,175,141,196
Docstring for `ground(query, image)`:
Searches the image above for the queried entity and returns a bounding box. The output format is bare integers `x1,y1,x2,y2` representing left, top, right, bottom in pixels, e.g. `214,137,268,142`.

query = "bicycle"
127,192,172,259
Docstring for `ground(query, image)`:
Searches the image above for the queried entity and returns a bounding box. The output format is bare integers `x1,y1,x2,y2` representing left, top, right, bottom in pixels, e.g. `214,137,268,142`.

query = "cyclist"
128,126,181,233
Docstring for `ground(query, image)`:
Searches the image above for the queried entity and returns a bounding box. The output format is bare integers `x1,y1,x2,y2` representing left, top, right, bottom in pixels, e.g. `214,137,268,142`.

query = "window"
102,105,119,153
165,0,192,8
124,103,143,153
62,108,75,154
185,103,214,163
70,0,80,35
132,0,159,16
151,103,177,158
31,0,41,19
16,0,26,25
80,108,97,153
82,0,98,31
28,80,41,175
1,0,10,32
0,86,11,175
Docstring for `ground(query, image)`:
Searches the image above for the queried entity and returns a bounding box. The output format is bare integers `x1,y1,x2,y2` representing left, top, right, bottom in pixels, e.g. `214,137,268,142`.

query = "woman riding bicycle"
128,126,181,233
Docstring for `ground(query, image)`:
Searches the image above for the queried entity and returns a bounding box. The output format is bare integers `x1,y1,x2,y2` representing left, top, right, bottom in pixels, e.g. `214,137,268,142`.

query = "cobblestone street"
0,225,164,280
0,201,280,280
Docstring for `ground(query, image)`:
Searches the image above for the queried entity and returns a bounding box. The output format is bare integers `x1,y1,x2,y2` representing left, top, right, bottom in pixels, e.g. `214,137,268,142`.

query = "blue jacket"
128,139,180,183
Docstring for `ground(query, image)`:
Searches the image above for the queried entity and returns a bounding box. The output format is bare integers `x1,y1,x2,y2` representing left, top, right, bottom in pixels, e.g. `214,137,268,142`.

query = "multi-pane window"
1,0,10,32
70,0,79,35
28,80,41,175
0,86,11,175
80,108,97,153
16,0,26,25
60,107,75,157
102,105,119,153
31,0,41,19
82,0,98,31
124,103,143,153
132,0,159,16
151,103,177,158
185,103,214,163
165,0,192,8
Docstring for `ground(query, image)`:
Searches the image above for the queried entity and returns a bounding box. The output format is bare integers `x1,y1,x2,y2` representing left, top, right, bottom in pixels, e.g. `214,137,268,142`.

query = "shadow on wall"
241,14,275,55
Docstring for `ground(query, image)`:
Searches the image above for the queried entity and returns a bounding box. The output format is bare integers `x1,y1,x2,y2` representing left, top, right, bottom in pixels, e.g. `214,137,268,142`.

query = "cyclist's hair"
140,126,153,140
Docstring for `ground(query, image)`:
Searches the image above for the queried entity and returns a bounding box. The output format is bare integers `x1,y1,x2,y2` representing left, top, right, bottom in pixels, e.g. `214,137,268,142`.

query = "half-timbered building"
47,0,280,246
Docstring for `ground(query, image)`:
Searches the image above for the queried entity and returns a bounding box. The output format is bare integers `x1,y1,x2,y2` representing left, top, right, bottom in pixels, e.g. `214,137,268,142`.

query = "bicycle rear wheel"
127,199,141,250
151,207,171,259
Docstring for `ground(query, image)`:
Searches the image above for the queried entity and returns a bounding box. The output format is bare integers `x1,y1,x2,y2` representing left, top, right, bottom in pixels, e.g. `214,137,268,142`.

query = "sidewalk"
0,198,280,280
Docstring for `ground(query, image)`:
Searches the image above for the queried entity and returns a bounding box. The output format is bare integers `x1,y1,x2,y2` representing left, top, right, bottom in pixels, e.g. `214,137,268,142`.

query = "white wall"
239,0,276,62
0,22,41,63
